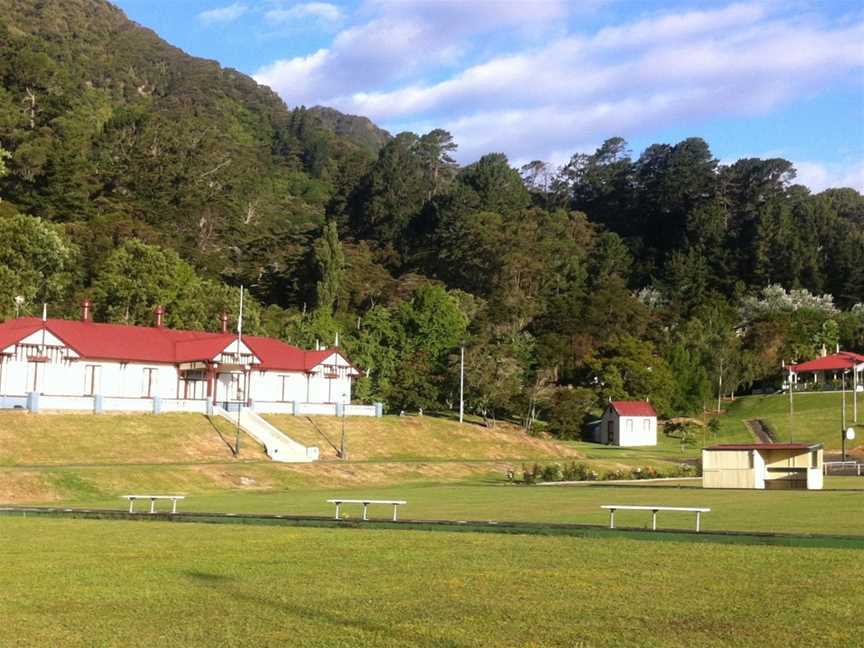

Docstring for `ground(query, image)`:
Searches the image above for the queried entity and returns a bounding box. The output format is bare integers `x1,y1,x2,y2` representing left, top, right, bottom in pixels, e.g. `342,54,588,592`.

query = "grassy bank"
263,413,583,462
719,392,864,451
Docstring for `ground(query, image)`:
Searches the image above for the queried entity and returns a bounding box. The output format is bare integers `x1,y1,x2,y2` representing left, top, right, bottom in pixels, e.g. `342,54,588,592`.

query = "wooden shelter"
702,443,823,490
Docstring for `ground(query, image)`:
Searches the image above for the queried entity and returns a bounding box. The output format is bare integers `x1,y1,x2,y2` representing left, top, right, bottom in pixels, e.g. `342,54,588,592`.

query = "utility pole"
716,357,723,414
234,286,244,457
459,345,465,424
841,369,847,434
788,373,794,444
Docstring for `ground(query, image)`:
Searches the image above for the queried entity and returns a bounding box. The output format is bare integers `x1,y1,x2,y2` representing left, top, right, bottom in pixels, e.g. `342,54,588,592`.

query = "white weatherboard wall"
599,409,657,447
1,328,359,416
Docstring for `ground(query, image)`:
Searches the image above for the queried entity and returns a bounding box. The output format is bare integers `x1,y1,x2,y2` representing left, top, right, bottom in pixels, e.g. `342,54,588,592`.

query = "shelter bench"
327,499,407,521
122,495,185,514
601,505,710,532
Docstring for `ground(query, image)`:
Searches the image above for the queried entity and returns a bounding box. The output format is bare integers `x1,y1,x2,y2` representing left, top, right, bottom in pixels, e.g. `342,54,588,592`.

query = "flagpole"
235,286,244,457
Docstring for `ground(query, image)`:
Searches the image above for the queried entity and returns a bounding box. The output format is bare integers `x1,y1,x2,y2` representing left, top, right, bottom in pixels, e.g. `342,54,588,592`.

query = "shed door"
607,421,614,445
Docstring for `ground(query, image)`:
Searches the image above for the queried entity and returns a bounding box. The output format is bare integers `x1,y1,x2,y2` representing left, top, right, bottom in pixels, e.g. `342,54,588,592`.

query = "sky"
113,0,864,192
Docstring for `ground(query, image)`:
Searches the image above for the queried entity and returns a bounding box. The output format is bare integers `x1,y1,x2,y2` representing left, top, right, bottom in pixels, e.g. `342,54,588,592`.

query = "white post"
335,502,341,520
172,499,177,514
717,358,723,413
854,365,858,423
362,503,369,521
609,509,615,529
128,498,135,514
696,511,701,533
149,498,155,514
652,510,657,531
392,504,398,521
459,345,465,424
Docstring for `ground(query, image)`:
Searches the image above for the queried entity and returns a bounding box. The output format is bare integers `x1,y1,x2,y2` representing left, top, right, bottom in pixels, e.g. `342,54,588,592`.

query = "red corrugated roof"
610,400,657,417
706,443,822,451
0,317,355,373
788,352,864,373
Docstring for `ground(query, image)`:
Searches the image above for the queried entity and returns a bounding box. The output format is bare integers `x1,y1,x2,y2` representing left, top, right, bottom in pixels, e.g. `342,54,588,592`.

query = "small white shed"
598,400,658,447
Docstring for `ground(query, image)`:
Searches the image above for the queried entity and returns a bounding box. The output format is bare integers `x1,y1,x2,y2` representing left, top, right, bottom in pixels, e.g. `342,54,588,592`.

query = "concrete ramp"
215,407,319,463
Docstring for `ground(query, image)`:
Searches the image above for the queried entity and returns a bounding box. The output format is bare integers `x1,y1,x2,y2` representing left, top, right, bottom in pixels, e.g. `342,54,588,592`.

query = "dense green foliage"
1,0,863,430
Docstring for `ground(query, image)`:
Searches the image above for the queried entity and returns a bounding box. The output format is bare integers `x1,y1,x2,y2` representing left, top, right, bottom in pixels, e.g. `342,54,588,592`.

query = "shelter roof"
705,443,822,451
609,400,657,417
788,352,864,373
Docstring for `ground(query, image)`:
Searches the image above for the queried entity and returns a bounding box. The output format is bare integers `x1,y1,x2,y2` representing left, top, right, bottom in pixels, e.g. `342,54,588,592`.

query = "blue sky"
114,0,864,191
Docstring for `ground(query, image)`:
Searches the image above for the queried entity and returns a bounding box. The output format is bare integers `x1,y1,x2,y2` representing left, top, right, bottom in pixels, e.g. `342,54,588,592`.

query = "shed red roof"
705,443,822,451
788,352,864,373
0,317,356,374
609,400,657,417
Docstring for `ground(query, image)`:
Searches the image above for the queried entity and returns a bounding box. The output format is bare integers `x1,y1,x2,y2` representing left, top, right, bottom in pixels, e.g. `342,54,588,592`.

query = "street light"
459,344,465,424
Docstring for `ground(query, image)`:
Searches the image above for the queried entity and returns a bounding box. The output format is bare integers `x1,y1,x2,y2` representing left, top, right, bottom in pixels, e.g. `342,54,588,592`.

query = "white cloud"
254,1,864,170
265,3,344,25
198,2,248,25
795,160,864,193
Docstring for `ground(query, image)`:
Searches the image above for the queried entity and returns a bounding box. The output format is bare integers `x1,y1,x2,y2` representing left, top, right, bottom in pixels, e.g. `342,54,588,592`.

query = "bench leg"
150,499,155,514
652,510,657,531
362,503,369,521
335,503,341,520
128,498,135,514
696,511,701,533
609,509,615,529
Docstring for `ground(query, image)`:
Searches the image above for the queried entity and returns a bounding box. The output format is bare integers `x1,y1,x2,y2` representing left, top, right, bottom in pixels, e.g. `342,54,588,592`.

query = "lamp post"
459,345,465,424
841,369,848,454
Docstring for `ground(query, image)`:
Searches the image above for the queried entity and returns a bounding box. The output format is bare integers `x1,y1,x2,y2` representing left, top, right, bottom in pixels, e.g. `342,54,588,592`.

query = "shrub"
521,463,542,485
561,462,597,481
540,463,563,482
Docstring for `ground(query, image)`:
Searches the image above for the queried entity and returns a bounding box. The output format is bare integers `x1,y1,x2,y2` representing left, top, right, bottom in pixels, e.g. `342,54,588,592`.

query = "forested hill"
2,0,864,433
0,0,372,281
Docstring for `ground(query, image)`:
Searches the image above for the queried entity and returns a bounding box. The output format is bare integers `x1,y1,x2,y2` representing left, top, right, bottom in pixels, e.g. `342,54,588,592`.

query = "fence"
1,393,382,417
823,461,863,476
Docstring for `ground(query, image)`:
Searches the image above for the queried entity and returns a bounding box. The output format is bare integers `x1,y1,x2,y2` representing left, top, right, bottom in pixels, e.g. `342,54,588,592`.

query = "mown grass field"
1,517,862,648
718,392,864,452
28,478,864,536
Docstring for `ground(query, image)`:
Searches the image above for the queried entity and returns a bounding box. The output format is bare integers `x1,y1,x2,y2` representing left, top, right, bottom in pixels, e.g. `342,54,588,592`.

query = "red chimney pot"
81,299,93,322
154,305,165,328
220,312,229,334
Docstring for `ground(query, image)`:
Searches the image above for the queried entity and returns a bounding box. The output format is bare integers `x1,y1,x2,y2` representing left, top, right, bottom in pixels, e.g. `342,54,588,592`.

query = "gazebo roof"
787,352,864,373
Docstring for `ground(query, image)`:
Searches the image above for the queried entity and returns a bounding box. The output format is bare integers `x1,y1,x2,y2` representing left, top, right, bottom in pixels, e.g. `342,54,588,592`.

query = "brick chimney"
220,312,229,334
154,305,165,328
81,299,92,322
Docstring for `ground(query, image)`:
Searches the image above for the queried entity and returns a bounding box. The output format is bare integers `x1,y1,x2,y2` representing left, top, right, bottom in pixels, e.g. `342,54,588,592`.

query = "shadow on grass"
183,574,468,647
205,415,238,456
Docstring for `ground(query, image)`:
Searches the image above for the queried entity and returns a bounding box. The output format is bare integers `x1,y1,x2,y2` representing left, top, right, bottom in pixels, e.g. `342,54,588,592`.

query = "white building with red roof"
0,302,366,417
597,400,658,446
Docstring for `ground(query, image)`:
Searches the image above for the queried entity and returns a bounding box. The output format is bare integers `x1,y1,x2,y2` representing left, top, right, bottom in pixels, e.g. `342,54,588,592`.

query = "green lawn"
1,517,861,648
719,392,864,451
26,477,864,536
